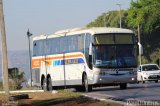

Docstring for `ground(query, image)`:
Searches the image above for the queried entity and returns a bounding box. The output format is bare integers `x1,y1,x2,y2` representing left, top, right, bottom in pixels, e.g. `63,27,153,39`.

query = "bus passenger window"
33,42,37,56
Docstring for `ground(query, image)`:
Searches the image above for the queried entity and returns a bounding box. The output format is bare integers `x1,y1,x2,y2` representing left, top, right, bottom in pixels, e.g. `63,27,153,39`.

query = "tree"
127,0,160,34
86,1,160,64
8,68,26,89
87,10,128,28
127,0,160,63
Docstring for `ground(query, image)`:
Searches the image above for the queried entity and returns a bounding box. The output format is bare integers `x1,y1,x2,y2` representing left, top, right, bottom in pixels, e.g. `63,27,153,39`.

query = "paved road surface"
85,82,160,104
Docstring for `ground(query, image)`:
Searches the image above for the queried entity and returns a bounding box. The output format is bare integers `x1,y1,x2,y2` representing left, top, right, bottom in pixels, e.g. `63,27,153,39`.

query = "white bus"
32,27,138,91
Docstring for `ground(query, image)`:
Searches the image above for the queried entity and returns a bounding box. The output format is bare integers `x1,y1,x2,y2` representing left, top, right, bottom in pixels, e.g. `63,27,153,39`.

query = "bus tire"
42,78,47,91
120,83,127,89
75,86,84,92
155,80,158,83
83,74,92,92
88,85,92,92
47,77,52,91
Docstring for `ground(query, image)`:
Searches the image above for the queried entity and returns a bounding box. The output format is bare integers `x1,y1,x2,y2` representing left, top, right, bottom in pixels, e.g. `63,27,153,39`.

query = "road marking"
83,93,125,105
0,90,45,94
88,93,115,98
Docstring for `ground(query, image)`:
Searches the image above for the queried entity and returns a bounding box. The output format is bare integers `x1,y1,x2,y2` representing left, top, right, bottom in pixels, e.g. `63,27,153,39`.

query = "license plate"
113,81,120,83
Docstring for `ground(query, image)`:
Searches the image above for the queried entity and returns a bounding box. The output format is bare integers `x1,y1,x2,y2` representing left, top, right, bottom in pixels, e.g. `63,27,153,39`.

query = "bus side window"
33,42,37,56
33,40,45,56
45,39,50,55
78,34,84,52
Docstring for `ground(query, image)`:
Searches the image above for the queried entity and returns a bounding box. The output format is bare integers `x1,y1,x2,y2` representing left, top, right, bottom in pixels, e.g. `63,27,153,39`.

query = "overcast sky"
0,0,131,51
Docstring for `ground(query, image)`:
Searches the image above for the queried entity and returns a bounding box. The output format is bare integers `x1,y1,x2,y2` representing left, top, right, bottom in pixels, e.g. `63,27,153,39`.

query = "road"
85,82,160,105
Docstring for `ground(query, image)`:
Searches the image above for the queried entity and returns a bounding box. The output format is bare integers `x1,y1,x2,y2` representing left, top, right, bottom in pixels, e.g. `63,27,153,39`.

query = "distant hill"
0,51,30,81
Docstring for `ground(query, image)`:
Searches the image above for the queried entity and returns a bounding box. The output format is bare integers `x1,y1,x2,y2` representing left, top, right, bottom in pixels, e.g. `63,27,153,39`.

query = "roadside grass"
0,90,123,106
21,86,41,90
0,84,41,91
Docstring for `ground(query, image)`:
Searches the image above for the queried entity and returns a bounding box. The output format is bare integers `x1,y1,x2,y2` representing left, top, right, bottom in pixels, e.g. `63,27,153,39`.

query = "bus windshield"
94,33,134,45
93,45,137,68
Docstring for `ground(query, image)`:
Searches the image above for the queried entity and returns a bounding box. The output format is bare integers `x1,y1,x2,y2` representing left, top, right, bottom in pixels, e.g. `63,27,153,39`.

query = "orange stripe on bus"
32,59,41,69
32,54,84,69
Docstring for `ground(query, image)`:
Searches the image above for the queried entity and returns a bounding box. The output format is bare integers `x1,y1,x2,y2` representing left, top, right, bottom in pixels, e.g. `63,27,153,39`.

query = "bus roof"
33,27,134,41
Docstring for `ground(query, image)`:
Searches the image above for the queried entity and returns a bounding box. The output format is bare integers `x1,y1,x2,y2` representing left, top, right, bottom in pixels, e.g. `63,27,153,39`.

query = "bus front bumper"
92,74,137,85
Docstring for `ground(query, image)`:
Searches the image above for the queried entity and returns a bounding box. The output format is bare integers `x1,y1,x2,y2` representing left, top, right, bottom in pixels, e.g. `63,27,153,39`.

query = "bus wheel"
42,78,47,91
120,83,127,89
155,80,158,83
75,86,83,92
47,77,52,91
83,74,92,92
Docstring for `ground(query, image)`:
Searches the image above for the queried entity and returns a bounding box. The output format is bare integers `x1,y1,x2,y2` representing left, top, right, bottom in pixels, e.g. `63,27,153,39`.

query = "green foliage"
8,68,26,90
150,49,160,64
141,48,160,65
87,10,128,28
126,0,160,64
141,56,149,64
127,0,160,34
106,11,119,27
86,0,160,64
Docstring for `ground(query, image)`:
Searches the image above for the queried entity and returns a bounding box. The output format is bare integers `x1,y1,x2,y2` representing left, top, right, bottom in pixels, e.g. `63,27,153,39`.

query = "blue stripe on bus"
78,58,85,63
52,58,84,66
53,60,61,66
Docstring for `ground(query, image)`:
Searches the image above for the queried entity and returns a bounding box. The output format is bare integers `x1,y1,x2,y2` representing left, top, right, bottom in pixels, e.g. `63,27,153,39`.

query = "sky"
0,0,132,51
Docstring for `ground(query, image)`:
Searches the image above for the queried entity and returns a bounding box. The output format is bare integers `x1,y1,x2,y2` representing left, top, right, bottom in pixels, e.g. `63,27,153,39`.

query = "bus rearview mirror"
89,43,92,55
138,42,143,55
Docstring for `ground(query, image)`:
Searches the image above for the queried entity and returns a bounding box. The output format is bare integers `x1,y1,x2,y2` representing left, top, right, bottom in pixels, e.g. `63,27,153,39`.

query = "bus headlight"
94,70,100,75
132,78,135,80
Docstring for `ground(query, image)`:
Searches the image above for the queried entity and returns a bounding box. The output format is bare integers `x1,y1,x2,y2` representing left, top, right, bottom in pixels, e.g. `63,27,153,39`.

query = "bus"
32,27,138,91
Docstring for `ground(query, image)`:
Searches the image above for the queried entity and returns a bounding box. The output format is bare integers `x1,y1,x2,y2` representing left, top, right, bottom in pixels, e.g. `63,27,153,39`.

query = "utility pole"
27,29,32,87
117,4,122,28
63,32,67,89
138,24,142,65
0,0,9,99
